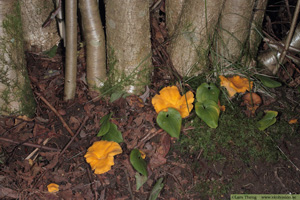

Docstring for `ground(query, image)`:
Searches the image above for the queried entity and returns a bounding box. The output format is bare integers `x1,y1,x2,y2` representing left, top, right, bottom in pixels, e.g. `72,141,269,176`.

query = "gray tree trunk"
105,0,152,95
167,0,267,77
217,0,255,72
0,0,35,116
20,0,60,52
167,0,224,77
165,0,184,37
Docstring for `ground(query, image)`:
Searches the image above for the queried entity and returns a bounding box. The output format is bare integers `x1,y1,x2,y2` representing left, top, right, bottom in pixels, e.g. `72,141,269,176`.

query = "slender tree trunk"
79,0,106,92
105,0,152,95
0,0,35,116
20,0,60,52
167,0,224,77
64,0,77,100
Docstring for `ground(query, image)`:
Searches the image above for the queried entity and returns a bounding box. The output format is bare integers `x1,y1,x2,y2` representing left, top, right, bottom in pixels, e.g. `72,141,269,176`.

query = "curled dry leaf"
242,92,262,117
219,75,253,97
152,86,194,118
84,140,122,174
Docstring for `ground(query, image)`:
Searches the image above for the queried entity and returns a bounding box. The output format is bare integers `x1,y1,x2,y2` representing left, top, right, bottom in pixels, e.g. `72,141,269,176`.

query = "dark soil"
1,1,300,200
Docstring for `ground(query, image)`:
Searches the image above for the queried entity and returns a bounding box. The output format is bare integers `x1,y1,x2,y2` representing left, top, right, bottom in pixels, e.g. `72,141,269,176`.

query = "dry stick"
51,114,96,197
124,169,134,200
265,132,300,172
276,0,300,74
0,137,59,151
33,116,89,189
59,116,89,157
263,37,300,53
136,129,164,148
25,137,50,160
285,0,292,23
38,95,75,137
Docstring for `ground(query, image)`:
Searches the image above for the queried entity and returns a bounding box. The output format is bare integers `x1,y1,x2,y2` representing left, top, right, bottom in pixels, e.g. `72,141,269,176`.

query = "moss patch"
101,46,151,97
0,1,35,117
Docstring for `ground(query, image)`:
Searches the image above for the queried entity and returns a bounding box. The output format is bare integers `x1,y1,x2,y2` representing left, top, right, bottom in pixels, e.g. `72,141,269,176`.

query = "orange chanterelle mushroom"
151,86,194,118
84,140,122,174
219,75,253,98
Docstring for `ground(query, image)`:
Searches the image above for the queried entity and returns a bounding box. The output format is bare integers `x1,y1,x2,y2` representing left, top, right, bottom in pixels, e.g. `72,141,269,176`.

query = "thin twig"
150,0,162,11
263,37,300,53
124,169,134,200
276,0,300,74
0,136,59,151
285,0,292,23
274,167,287,189
25,138,50,160
59,116,89,157
37,94,75,137
265,132,300,172
136,129,164,148
42,0,62,28
33,117,89,189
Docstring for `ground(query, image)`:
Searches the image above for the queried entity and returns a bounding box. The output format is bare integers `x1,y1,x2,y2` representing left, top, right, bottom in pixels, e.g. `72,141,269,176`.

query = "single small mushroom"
241,92,262,117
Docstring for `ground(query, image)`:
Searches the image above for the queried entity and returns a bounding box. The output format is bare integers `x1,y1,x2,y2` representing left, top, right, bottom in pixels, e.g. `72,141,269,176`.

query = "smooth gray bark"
64,0,77,100
167,0,224,77
80,0,106,92
105,0,152,95
20,0,60,52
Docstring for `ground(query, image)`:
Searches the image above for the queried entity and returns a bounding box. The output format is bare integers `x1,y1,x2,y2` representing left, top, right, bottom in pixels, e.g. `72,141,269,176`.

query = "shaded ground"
1,1,300,199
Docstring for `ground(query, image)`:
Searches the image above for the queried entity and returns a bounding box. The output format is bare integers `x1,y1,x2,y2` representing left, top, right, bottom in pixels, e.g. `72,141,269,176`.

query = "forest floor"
1,1,300,200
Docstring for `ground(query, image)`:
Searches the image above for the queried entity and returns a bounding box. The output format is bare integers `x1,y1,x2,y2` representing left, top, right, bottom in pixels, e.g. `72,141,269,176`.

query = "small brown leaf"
0,187,19,199
57,109,66,116
69,116,80,130
149,154,167,170
157,133,171,158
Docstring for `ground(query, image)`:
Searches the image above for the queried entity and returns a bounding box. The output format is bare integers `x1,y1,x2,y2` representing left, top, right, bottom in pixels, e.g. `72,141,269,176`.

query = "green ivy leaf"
135,172,148,191
130,149,148,176
100,112,112,124
97,113,113,137
196,83,220,103
110,91,127,102
43,45,58,58
257,110,278,131
256,75,282,88
195,100,220,128
148,177,164,200
156,108,182,138
102,123,123,143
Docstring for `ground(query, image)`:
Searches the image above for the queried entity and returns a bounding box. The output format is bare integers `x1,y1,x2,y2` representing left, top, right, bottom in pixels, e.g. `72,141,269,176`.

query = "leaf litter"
1,1,300,199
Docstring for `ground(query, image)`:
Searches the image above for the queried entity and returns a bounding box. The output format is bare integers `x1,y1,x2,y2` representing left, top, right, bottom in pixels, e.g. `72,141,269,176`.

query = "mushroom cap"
242,92,262,105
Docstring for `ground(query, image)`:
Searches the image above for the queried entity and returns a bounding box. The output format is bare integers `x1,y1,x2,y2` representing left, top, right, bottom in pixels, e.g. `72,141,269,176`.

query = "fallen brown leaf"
157,133,171,158
149,153,167,170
